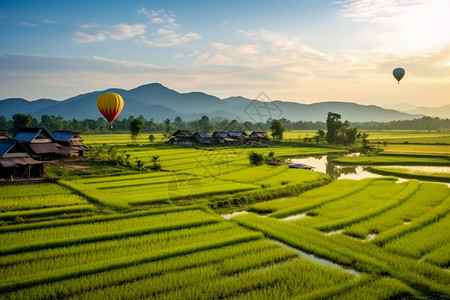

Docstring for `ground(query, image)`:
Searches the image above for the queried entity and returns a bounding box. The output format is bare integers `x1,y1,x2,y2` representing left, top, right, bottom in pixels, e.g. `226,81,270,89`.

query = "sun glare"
389,0,450,53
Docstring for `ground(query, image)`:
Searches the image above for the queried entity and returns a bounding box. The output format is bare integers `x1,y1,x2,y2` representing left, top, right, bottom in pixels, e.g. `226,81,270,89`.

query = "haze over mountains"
0,83,441,123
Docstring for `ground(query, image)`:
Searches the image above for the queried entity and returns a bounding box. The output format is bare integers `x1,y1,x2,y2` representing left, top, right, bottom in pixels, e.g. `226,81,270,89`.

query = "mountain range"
0,83,439,123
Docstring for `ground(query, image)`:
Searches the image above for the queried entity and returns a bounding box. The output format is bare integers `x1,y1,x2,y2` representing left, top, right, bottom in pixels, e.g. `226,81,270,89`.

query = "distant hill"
384,103,450,119
407,105,450,119
0,83,426,122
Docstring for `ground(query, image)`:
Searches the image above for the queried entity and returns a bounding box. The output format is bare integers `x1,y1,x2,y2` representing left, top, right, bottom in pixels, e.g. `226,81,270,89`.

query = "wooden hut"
13,128,68,160
194,132,215,145
249,131,268,144
51,131,92,157
212,132,233,144
228,131,249,144
168,130,195,145
0,140,44,179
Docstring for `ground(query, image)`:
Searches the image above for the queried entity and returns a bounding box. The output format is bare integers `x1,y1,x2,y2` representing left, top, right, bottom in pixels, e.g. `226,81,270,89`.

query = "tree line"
0,113,448,136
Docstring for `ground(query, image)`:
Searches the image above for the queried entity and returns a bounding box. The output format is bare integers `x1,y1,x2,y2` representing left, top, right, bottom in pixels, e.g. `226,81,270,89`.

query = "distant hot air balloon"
96,93,124,127
393,67,405,84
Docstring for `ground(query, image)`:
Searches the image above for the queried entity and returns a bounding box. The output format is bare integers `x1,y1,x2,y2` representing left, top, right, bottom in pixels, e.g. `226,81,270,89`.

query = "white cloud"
72,23,146,44
138,8,178,28
91,56,161,69
140,28,201,47
21,22,38,27
336,0,418,22
137,7,201,47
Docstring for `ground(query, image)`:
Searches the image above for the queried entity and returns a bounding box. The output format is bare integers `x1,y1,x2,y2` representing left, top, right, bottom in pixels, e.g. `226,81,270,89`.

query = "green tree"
12,113,32,134
315,129,326,143
174,116,184,129
0,116,8,131
326,112,342,144
164,119,171,133
149,134,155,144
228,119,244,132
326,112,357,145
130,119,144,143
198,115,213,132
270,119,285,140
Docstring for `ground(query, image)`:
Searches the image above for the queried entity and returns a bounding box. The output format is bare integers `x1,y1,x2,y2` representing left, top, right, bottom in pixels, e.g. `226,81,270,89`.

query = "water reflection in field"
290,155,450,186
289,155,382,180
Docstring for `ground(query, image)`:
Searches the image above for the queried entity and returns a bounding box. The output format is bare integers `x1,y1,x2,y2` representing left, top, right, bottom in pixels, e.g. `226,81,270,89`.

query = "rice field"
1,133,449,299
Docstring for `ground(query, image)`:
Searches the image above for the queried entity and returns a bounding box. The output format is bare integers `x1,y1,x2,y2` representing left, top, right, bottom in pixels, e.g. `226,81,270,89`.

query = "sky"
0,0,449,108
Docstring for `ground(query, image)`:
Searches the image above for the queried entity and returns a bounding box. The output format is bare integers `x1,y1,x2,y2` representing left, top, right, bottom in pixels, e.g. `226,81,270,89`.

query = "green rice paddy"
0,132,448,299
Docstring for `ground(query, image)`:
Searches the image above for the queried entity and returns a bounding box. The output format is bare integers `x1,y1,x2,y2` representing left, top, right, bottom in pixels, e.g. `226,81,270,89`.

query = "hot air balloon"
96,93,124,128
393,67,405,84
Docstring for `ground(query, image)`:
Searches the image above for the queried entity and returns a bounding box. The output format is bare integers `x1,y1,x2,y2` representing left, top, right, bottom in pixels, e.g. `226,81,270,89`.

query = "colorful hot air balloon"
393,67,405,84
96,93,124,127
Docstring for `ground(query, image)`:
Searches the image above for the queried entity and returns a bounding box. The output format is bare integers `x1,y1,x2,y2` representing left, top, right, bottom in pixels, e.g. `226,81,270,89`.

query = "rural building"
249,131,268,144
13,128,68,161
168,130,269,146
194,132,215,145
0,130,10,140
0,140,44,179
51,131,92,157
212,132,235,144
168,130,195,145
228,131,249,144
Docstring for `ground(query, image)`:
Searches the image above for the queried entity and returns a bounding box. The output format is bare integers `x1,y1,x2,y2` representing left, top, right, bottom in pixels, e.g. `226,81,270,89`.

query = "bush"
248,152,264,165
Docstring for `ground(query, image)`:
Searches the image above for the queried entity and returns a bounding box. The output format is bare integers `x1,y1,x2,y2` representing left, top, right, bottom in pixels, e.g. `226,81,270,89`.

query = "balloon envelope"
393,68,405,83
96,93,124,123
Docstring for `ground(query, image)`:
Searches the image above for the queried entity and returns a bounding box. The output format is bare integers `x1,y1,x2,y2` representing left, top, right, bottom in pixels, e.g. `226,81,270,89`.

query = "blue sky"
1,0,449,108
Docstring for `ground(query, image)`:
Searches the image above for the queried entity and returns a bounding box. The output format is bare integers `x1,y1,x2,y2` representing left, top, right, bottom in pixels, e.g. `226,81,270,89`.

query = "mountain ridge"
0,83,428,122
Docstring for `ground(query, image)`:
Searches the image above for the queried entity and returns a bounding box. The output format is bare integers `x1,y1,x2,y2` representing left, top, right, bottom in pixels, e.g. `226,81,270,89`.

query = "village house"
168,130,195,145
168,130,269,146
249,131,269,144
194,132,215,145
212,132,234,144
0,139,44,179
13,128,68,161
51,131,92,157
228,131,249,144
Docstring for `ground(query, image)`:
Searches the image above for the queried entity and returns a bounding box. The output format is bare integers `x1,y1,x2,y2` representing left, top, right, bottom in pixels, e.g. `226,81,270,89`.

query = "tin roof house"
13,128,68,160
212,132,235,144
0,140,44,179
51,131,92,157
194,132,215,145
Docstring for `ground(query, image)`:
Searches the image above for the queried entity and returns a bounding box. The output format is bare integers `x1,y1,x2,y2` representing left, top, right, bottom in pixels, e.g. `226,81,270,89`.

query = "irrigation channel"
289,154,450,186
